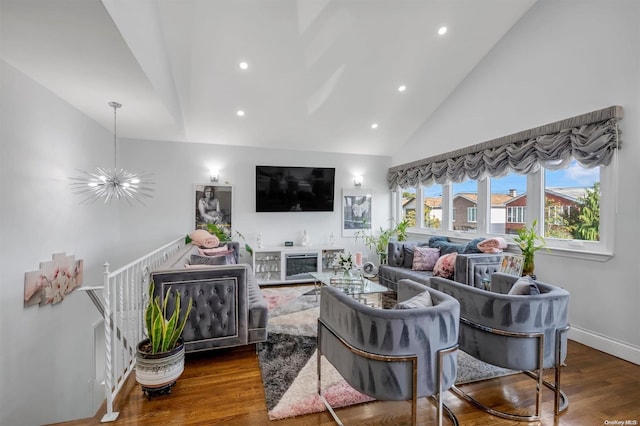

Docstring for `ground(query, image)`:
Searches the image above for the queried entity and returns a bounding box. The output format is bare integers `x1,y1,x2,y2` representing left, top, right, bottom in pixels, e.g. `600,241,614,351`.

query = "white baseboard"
569,326,640,365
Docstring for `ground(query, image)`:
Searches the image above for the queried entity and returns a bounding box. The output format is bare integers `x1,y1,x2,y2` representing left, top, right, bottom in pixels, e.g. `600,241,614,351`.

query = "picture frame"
499,254,524,277
341,189,372,237
194,184,233,238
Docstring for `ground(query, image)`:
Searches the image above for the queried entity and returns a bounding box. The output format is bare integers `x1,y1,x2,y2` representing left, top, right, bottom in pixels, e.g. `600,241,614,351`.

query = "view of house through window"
423,184,442,230
397,159,601,244
544,160,600,241
491,172,527,235
451,179,478,232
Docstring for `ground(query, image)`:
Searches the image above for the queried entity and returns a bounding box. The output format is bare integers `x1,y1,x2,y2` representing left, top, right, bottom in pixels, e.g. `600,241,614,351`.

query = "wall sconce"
209,169,220,182
353,175,363,187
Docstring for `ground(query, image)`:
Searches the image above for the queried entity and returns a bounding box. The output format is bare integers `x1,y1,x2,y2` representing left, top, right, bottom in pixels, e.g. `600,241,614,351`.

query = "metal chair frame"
450,317,570,421
317,318,459,426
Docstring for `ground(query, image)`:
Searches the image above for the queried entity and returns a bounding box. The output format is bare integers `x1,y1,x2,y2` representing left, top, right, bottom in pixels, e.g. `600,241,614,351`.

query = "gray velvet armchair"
317,279,460,425
429,272,570,421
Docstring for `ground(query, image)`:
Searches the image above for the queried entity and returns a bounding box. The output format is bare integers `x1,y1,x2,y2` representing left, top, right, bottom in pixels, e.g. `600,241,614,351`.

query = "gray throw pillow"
190,254,227,266
508,276,540,295
394,291,433,309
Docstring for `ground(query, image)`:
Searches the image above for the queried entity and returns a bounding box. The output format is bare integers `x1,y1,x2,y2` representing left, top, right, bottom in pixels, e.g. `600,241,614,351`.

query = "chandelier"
70,102,154,205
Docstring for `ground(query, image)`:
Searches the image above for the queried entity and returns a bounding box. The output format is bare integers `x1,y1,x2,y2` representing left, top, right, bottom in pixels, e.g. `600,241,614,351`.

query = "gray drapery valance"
387,106,623,190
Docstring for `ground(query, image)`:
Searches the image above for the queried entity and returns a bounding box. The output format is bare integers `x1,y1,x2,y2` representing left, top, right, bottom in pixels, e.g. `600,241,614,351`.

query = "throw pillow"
433,253,458,279
411,247,440,271
508,276,541,295
402,244,417,268
190,254,227,266
198,246,231,256
394,291,433,309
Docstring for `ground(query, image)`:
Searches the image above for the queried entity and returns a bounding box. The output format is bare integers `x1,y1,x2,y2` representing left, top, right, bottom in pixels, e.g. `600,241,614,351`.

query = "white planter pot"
135,338,185,399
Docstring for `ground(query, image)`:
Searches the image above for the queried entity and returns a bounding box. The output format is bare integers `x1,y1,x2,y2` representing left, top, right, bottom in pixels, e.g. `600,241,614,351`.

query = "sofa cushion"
402,243,428,268
433,252,457,279
394,291,433,309
190,254,228,266
411,247,440,271
508,276,541,295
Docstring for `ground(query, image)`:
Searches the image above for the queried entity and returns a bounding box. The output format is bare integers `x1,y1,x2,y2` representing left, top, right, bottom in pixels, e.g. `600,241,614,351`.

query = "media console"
252,246,344,285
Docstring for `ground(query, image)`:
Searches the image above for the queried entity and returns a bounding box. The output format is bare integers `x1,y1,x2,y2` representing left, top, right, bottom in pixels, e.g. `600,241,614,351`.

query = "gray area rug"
258,285,518,420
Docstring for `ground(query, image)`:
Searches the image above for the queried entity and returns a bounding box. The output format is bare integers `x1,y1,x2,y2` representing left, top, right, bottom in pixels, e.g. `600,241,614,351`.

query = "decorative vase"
135,337,185,399
522,253,534,276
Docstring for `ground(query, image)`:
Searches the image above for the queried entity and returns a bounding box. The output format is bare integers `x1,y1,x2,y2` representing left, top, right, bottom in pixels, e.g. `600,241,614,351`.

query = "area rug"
258,285,518,421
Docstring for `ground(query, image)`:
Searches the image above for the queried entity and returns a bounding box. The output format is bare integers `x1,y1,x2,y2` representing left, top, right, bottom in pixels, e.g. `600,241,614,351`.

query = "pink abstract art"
24,253,83,306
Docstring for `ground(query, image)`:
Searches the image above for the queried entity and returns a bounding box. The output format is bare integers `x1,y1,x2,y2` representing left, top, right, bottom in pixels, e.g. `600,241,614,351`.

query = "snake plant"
144,282,193,354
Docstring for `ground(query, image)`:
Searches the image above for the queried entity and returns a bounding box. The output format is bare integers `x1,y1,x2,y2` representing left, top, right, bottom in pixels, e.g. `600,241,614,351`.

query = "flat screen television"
256,166,335,212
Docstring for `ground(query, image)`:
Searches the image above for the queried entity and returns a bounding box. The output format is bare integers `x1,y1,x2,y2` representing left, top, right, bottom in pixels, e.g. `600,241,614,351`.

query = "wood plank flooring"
52,340,640,425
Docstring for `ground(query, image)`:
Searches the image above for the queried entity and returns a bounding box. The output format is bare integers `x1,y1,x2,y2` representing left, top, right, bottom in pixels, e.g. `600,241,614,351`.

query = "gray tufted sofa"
317,279,460,424
149,242,268,353
379,240,503,291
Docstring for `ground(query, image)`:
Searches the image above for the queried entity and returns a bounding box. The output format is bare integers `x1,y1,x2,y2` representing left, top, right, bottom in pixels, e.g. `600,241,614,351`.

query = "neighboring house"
505,188,586,235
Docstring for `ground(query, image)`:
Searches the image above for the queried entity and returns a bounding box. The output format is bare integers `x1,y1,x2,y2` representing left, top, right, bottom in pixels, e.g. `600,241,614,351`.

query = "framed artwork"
499,254,524,277
342,189,372,237
194,184,233,238
24,253,83,306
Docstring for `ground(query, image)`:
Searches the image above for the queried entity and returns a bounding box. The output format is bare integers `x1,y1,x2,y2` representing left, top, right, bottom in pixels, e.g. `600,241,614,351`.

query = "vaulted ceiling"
0,0,536,156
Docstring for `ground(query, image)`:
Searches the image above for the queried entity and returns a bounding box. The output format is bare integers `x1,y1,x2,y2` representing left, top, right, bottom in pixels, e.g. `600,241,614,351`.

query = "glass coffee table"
309,272,390,307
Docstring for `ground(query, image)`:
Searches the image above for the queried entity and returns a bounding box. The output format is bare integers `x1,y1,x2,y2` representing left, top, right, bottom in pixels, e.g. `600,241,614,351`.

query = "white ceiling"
0,0,536,156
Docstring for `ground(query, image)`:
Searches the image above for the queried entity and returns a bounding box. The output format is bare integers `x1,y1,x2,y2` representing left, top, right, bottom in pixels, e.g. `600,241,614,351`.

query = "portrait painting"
194,184,233,238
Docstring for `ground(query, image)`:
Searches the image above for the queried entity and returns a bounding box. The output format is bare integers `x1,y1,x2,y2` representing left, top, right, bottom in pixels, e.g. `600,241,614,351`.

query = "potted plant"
354,219,410,265
513,219,547,276
135,282,193,399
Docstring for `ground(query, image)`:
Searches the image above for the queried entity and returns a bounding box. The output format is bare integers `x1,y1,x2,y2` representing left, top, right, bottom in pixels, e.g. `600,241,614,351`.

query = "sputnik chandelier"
70,102,154,205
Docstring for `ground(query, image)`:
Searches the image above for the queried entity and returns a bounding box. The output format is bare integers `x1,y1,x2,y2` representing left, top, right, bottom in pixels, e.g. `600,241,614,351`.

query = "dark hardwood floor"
51,340,640,426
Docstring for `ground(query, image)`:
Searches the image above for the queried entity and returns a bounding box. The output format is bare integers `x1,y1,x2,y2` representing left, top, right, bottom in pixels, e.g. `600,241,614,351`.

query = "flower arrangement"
513,219,547,275
333,252,355,272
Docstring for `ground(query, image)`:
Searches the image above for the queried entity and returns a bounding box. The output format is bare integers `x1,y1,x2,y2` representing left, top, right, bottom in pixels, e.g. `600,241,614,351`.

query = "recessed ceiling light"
438,26,447,36
371,123,378,129
239,61,249,70
237,110,245,117
398,85,407,92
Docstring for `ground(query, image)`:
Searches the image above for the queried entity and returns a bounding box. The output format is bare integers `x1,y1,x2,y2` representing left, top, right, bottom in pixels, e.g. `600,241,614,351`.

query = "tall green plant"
145,282,193,354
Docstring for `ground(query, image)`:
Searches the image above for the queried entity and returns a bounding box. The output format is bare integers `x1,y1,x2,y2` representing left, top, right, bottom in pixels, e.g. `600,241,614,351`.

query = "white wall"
394,0,640,362
117,138,393,265
0,60,119,425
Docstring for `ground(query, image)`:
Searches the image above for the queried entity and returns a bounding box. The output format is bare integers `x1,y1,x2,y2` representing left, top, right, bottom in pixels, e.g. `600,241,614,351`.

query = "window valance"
387,106,623,190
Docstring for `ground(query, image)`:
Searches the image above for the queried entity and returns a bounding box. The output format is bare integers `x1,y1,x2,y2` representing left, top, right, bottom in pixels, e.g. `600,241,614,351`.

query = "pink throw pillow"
433,253,457,279
412,247,440,271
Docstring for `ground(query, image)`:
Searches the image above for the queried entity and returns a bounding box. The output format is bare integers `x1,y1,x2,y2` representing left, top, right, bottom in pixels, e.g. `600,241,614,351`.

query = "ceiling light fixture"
70,102,154,205
371,123,378,129
237,110,245,117
398,85,407,92
239,61,248,70
438,26,447,35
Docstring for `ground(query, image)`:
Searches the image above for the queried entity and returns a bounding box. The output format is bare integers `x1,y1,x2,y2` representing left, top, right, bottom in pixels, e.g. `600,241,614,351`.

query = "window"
490,172,526,235
507,206,526,223
451,179,478,231
467,207,477,222
422,185,442,230
401,187,417,227
544,160,600,241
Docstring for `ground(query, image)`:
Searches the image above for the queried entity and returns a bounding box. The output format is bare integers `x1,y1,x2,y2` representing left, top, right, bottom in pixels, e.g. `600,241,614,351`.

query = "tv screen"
256,166,335,212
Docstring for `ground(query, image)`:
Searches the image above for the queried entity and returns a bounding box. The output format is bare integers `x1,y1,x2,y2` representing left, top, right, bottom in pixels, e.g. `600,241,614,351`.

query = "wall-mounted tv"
256,166,335,212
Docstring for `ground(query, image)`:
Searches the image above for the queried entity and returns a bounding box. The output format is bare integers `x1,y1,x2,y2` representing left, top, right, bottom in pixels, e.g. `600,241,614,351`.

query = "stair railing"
81,237,185,422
